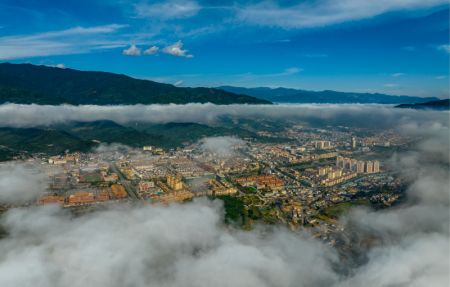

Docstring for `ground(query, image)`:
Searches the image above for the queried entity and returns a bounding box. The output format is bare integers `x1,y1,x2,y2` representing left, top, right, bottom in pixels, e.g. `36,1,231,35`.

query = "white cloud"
45,63,66,69
135,0,200,20
0,200,341,287
236,0,447,28
384,83,399,87
122,44,141,56
0,24,127,60
435,75,447,80
234,67,303,81
282,67,302,75
200,136,245,157
143,46,159,55
0,103,447,130
174,80,184,86
0,163,47,204
163,41,193,58
391,73,405,77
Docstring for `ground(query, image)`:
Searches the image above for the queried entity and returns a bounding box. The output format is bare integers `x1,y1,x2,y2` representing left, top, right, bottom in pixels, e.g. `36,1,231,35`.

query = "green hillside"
0,63,271,105
0,121,278,161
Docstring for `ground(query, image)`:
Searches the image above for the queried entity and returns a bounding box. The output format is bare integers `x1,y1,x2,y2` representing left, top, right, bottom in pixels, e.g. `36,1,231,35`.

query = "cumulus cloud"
200,136,245,157
143,46,159,55
0,163,47,204
122,45,161,56
163,41,193,58
122,44,141,56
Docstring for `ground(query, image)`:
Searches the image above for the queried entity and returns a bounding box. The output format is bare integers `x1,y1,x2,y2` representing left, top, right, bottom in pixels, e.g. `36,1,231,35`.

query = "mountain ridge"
395,99,450,110
0,63,271,105
218,86,439,104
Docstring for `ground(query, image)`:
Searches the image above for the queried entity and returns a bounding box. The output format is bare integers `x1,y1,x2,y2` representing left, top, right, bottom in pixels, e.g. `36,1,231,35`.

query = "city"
0,1,448,286
1,124,409,246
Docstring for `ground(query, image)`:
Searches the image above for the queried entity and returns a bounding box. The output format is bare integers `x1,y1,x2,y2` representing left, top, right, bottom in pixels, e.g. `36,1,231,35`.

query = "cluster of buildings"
235,174,284,191
150,190,193,204
336,156,380,174
48,154,80,165
316,166,357,187
314,140,332,150
249,143,338,165
37,183,128,207
167,174,183,190
2,122,406,240
205,178,238,196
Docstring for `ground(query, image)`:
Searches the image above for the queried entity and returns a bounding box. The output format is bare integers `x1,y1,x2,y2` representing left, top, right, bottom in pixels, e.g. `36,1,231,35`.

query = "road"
109,163,140,200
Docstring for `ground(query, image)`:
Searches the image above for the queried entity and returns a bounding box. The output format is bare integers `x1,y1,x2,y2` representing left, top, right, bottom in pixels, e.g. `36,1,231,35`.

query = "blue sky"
0,0,449,98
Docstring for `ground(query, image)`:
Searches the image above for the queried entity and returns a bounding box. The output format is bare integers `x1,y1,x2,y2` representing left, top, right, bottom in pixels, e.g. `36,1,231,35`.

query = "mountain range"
0,63,270,105
0,63,444,161
395,99,450,110
0,63,438,106
219,86,438,104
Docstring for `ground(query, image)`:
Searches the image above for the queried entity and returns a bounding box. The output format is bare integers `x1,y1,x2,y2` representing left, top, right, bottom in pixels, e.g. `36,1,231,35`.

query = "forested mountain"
0,63,270,105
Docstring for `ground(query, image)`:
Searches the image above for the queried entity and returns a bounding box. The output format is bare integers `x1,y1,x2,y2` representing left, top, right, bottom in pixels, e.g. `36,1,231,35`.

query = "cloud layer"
0,200,341,287
0,104,448,286
0,163,47,204
0,103,447,130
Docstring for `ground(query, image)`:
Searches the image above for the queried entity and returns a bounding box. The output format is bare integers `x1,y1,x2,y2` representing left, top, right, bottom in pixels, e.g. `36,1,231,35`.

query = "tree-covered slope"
0,63,271,105
395,99,450,110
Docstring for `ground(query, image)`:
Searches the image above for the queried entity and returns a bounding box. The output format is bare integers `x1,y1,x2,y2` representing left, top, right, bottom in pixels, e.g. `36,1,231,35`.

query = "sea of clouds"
0,103,448,287
0,103,447,129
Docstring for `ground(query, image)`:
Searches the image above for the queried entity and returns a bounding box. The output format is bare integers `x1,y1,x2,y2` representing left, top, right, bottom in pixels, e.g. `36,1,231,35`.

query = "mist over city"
0,1,449,287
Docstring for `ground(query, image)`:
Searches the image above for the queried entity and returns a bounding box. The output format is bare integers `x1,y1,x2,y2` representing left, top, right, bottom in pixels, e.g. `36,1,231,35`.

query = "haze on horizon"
0,0,449,98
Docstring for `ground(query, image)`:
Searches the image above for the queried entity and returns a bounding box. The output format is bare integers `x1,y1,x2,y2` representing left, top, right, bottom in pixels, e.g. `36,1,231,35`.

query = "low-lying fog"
0,103,448,287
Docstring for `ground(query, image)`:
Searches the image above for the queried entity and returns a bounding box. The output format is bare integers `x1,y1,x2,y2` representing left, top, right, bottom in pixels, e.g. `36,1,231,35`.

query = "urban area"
0,125,409,245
